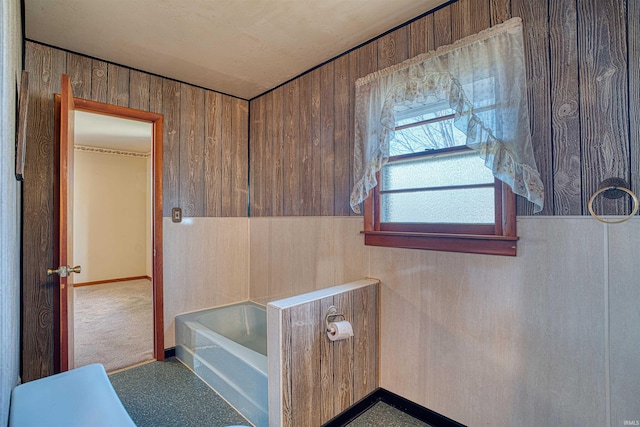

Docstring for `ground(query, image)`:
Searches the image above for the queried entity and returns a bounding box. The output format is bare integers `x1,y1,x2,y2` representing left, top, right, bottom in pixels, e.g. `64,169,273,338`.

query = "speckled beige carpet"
74,279,154,372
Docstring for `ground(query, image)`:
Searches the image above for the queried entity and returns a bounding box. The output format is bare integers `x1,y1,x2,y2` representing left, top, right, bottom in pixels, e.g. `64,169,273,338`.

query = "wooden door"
58,74,77,371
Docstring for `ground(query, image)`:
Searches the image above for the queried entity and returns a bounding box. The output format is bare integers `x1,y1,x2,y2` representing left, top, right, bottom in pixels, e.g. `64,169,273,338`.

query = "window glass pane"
382,150,494,191
382,187,495,224
390,118,467,155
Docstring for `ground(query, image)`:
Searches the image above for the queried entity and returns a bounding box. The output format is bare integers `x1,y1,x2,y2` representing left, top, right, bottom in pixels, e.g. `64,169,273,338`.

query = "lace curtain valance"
349,17,544,214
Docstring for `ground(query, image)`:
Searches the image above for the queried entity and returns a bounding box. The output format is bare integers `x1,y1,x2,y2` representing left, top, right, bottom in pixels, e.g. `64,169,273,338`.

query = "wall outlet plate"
171,207,182,223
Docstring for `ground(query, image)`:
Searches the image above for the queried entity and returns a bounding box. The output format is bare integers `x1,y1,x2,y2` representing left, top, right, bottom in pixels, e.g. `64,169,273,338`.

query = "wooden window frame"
362,153,518,256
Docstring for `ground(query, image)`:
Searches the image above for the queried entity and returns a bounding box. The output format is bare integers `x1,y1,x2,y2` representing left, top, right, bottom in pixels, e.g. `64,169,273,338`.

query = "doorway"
55,80,164,371
73,110,156,371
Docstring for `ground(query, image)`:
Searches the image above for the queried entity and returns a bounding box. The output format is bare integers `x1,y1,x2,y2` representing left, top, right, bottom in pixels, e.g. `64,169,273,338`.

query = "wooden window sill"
362,230,518,256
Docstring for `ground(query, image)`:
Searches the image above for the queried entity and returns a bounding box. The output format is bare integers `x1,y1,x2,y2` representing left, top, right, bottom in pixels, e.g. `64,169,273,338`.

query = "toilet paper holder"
325,306,345,333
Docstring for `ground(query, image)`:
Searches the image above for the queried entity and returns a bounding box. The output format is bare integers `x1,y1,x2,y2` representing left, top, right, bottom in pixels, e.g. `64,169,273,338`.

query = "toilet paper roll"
326,320,353,341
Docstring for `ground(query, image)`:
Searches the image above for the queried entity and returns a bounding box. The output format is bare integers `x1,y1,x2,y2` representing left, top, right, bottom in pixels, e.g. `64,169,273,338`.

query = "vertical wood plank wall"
249,0,636,217
21,41,248,381
268,280,379,426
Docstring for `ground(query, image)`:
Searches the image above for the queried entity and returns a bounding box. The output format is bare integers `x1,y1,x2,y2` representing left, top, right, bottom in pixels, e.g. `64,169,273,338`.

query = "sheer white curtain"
350,17,544,214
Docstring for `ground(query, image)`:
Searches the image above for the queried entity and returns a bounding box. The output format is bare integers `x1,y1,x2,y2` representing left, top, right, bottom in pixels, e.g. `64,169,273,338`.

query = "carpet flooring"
74,279,154,372
109,358,251,427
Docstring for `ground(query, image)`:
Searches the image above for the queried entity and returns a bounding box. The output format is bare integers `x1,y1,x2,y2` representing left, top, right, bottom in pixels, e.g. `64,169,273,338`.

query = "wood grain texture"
550,0,582,215
232,98,249,217
283,80,300,216
630,0,640,206
451,0,490,40
271,87,285,216
129,70,150,111
271,281,379,425
577,0,629,216
161,80,181,216
220,96,233,216
22,42,66,381
290,301,321,427
262,92,274,217
179,84,205,217
333,55,350,216
490,0,511,25
310,69,322,215
90,60,107,103
320,62,336,216
409,14,435,56
513,0,553,215
298,73,312,215
250,95,265,216
204,91,222,217
347,52,360,217
433,4,452,49
107,63,129,107
66,53,91,99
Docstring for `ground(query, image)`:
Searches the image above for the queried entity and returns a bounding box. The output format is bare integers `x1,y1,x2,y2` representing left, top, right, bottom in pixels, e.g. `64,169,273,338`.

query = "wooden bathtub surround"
267,279,379,426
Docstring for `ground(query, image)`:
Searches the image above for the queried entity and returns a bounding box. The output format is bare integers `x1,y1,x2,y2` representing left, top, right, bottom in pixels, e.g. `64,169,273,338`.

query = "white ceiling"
75,111,152,153
25,0,448,99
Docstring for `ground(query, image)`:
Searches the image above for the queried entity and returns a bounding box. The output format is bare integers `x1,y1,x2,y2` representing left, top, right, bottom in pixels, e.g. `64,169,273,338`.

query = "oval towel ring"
588,181,639,224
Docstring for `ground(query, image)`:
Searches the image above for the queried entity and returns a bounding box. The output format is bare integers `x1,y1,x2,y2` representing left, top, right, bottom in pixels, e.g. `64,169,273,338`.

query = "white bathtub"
175,302,267,427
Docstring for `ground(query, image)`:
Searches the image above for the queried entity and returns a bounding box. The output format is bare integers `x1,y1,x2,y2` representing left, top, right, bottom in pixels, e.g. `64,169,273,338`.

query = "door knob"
47,265,81,277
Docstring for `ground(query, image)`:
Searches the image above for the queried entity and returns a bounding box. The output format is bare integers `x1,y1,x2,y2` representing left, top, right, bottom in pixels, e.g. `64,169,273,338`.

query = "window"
350,18,543,256
361,100,518,256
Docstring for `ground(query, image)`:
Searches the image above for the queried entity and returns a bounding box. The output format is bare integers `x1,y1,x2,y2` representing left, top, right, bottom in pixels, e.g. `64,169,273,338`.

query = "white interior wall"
0,0,22,423
73,150,150,283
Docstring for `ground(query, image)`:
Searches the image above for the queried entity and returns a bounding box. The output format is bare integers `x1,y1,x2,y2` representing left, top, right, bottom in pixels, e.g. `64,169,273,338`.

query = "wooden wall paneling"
347,52,362,217
310,69,322,215
66,52,91,100
90,59,107,103
549,0,582,215
433,4,452,49
283,80,300,216
333,56,350,216
220,96,233,216
251,96,265,216
161,79,181,216
409,14,435,57
319,295,335,422
232,98,249,217
489,0,511,25
451,0,490,40
204,91,222,217
289,300,322,427
333,291,354,413
577,0,629,216
630,0,640,204
281,308,293,427
352,284,379,400
298,73,313,215
22,42,66,381
262,92,274,217
149,76,163,115
179,84,205,217
513,0,553,215
271,86,285,216
106,63,130,107
320,62,336,216
129,70,150,111
377,25,409,71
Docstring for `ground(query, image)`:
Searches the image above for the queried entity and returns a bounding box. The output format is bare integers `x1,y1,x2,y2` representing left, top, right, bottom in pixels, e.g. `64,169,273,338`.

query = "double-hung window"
350,18,543,256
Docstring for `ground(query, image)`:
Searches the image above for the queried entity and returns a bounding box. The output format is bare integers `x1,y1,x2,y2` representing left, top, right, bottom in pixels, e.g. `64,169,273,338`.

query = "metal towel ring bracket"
588,178,639,224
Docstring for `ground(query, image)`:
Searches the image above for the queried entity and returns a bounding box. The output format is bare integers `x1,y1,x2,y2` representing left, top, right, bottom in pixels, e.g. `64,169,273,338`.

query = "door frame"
55,94,165,369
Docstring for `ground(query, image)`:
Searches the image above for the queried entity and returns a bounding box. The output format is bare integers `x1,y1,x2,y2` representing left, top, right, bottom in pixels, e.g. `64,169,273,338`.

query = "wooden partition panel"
22,41,248,381
249,0,636,217
268,279,379,426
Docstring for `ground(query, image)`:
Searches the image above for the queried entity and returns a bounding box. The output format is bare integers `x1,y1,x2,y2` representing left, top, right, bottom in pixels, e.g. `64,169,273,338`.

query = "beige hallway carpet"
74,279,154,373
